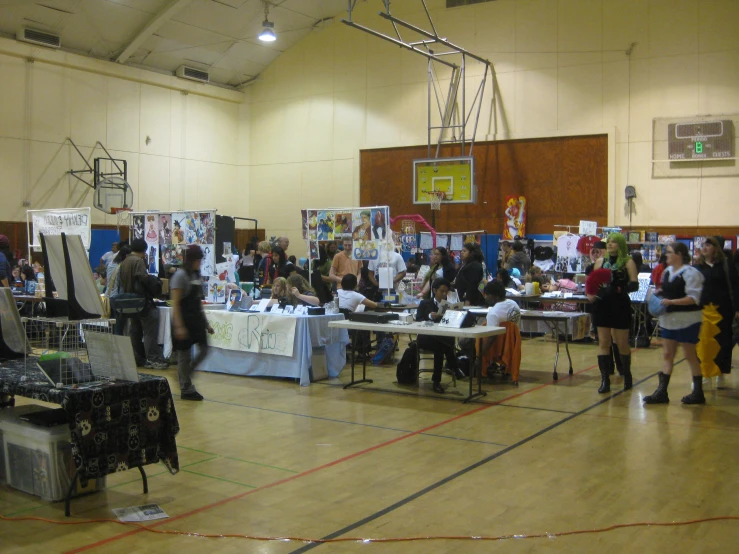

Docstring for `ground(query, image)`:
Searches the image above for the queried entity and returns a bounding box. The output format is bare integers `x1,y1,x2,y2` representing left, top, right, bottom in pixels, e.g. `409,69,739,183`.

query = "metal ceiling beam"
116,0,195,64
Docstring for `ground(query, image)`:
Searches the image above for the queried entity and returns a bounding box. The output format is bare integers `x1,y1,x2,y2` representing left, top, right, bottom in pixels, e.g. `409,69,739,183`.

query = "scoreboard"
667,120,735,160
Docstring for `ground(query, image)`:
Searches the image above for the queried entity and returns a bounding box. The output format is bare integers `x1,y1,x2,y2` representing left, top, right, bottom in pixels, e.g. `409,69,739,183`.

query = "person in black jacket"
454,242,485,305
417,247,457,299
695,236,739,388
415,278,461,394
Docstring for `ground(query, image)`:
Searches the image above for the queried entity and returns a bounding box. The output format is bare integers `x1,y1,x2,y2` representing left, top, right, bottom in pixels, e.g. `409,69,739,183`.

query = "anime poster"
309,241,319,260
147,244,159,275
159,214,172,245
200,212,215,244
371,208,387,240
400,234,417,252
226,288,243,311
334,212,352,238
301,210,309,240
200,244,215,277
207,280,227,303
161,245,184,267
308,211,318,240
215,260,236,283
316,211,335,241
353,239,379,261
352,209,372,240
171,213,186,245
503,195,527,240
145,214,159,244
132,215,145,241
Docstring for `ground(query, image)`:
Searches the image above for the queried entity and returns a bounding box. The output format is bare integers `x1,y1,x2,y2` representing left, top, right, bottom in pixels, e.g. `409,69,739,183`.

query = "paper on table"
112,504,168,522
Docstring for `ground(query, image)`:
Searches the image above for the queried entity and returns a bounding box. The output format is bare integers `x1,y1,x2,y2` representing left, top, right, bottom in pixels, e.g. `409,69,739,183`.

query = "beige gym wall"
248,0,739,249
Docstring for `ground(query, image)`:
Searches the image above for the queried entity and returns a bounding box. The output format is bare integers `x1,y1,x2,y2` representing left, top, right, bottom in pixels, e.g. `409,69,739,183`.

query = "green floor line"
3,503,48,518
178,445,298,473
181,469,257,488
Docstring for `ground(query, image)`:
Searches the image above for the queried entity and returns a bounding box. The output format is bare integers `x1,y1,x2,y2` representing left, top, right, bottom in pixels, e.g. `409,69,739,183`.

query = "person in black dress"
587,232,638,392
454,242,484,306
695,236,739,388
417,247,457,299
416,278,460,394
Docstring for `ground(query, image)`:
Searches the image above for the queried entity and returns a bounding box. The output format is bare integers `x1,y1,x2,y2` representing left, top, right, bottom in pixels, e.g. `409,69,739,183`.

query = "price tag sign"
579,220,597,235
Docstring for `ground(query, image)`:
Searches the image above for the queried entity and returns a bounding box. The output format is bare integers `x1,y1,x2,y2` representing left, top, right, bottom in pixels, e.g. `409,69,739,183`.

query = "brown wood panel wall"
360,135,608,234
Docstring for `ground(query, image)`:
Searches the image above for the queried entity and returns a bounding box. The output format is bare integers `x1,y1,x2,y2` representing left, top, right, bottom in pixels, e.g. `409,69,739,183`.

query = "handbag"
646,287,666,317
113,293,147,315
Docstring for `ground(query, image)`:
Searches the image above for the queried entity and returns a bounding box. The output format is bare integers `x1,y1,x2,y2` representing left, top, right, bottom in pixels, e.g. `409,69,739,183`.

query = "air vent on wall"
16,27,61,49
176,65,209,83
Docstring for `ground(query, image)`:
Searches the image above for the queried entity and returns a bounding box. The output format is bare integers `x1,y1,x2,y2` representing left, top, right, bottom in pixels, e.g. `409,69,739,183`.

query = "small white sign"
112,504,168,523
579,220,597,236
255,299,271,312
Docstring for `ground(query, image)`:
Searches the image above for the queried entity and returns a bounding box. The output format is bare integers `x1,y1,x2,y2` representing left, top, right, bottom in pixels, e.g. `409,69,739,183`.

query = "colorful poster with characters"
132,215,145,241
161,245,184,267
145,214,159,244
171,213,186,245
371,208,387,240
301,210,309,240
200,212,215,244
147,243,159,275
352,210,372,240
159,214,172,245
503,195,526,240
334,212,352,238
353,239,379,261
316,211,335,241
308,211,318,240
208,280,227,303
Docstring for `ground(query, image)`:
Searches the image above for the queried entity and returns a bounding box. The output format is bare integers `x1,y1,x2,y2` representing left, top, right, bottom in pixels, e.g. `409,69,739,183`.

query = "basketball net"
113,207,132,231
430,191,445,211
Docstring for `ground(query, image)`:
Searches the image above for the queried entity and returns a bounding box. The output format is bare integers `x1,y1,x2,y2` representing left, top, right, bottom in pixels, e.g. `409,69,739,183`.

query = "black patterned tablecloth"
0,360,180,479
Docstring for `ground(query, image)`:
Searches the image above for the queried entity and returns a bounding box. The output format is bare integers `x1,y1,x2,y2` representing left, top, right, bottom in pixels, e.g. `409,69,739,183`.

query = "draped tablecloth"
158,308,350,386
0,360,179,479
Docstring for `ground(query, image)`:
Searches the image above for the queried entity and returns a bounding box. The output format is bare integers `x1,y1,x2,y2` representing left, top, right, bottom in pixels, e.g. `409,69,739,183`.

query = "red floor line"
64,361,600,553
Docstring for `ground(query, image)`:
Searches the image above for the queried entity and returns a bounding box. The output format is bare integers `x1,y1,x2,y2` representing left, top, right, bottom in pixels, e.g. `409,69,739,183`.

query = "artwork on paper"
418,233,434,250
308,211,318,241
371,208,387,240
226,289,243,312
400,234,416,252
200,212,215,244
353,239,379,261
145,214,159,245
171,213,186,245
436,234,449,249
401,219,416,235
206,311,297,357
464,234,480,246
200,245,215,277
147,244,159,275
503,195,527,240
658,235,676,244
215,261,236,283
223,242,232,258
309,241,319,260
161,245,183,267
132,215,145,241
450,234,464,251
334,212,352,238
301,210,309,240
316,211,335,241
159,214,172,245
207,280,227,304
352,209,372,240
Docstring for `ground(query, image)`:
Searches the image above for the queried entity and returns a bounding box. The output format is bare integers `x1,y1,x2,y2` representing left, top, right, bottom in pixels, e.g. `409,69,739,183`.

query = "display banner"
29,208,92,251
206,311,297,357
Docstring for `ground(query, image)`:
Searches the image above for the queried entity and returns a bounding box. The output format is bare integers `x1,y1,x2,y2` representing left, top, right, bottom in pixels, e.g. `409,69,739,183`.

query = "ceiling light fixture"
259,1,276,42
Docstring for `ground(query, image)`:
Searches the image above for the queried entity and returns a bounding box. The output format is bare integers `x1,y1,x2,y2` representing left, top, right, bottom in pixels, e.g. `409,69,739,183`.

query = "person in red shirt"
651,254,667,287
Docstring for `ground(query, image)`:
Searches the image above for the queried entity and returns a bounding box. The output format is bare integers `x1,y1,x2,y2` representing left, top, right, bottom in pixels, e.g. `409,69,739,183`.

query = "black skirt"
592,292,631,330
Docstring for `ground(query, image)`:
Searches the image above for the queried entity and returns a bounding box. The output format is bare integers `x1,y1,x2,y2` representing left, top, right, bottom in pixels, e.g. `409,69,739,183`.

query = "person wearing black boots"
644,242,705,404
587,233,638,393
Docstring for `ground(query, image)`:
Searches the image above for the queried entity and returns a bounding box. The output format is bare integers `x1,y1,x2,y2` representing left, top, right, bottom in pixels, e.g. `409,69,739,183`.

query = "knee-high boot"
621,354,632,390
643,372,670,404
612,344,623,375
597,355,612,393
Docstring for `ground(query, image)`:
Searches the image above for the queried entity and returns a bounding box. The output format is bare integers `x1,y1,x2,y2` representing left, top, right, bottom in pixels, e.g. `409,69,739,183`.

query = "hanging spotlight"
259,1,276,42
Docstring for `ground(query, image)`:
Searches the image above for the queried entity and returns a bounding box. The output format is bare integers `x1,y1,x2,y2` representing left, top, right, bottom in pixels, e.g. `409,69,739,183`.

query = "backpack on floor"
396,341,418,385
372,336,397,366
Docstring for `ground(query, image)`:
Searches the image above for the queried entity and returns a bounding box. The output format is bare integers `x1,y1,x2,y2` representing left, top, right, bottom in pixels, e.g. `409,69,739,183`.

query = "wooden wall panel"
361,135,608,234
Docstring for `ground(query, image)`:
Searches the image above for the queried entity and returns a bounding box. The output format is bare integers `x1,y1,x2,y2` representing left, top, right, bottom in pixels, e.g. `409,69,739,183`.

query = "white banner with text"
29,208,92,251
206,310,297,358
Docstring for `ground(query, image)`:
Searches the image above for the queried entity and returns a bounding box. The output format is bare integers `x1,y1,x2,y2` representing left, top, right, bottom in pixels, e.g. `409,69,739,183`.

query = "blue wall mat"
89,229,120,270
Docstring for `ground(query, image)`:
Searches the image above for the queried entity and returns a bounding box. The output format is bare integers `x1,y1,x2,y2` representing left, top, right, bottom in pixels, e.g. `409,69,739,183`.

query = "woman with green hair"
587,232,639,393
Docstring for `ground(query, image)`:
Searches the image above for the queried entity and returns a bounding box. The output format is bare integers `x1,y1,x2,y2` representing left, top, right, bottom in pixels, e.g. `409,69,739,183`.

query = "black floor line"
288,371,660,554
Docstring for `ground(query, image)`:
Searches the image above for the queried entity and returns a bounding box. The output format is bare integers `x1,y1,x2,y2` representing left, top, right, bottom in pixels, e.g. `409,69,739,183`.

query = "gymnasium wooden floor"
1,336,738,553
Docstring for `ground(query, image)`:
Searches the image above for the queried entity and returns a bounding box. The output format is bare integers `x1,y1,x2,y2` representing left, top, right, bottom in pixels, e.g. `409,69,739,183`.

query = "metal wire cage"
22,317,117,388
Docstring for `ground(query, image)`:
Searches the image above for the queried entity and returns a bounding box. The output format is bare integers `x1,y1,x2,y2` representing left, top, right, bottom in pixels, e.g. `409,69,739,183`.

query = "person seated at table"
338,274,378,312
509,268,524,289
286,274,320,306
268,277,290,307
496,268,517,290
483,281,521,329
525,266,546,290
416,278,462,394
19,264,36,293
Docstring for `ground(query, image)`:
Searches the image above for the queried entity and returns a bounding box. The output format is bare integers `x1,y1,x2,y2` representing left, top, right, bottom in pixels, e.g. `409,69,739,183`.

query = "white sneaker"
701,377,712,390
716,374,727,389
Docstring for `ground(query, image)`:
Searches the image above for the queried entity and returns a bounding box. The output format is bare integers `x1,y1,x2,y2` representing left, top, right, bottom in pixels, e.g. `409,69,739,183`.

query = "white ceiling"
0,0,350,88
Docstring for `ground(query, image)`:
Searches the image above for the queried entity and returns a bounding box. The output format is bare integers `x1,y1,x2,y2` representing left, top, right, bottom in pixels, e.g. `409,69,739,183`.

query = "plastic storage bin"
1,414,104,502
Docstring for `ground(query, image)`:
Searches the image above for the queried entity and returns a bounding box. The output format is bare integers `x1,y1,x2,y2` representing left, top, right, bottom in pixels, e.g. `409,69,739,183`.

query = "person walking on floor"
586,232,638,393
170,245,214,401
644,242,706,404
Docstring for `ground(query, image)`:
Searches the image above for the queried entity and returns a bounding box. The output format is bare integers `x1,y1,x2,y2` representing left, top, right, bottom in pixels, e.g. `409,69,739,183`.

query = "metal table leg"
464,340,487,403
343,330,373,389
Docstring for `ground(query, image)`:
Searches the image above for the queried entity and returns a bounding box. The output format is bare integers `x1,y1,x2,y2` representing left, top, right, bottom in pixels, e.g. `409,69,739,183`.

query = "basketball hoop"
430,191,445,211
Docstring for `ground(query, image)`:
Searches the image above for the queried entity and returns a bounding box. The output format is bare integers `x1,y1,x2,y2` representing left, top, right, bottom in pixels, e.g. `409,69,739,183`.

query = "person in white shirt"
368,248,407,291
100,242,120,267
338,274,378,312
479,280,521,357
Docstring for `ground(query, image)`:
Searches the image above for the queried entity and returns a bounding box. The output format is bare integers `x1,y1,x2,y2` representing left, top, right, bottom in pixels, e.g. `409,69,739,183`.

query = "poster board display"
27,208,92,253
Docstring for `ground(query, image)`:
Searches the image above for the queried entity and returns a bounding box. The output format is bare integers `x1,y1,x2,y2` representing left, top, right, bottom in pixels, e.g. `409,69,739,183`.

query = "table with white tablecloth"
157,307,350,386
